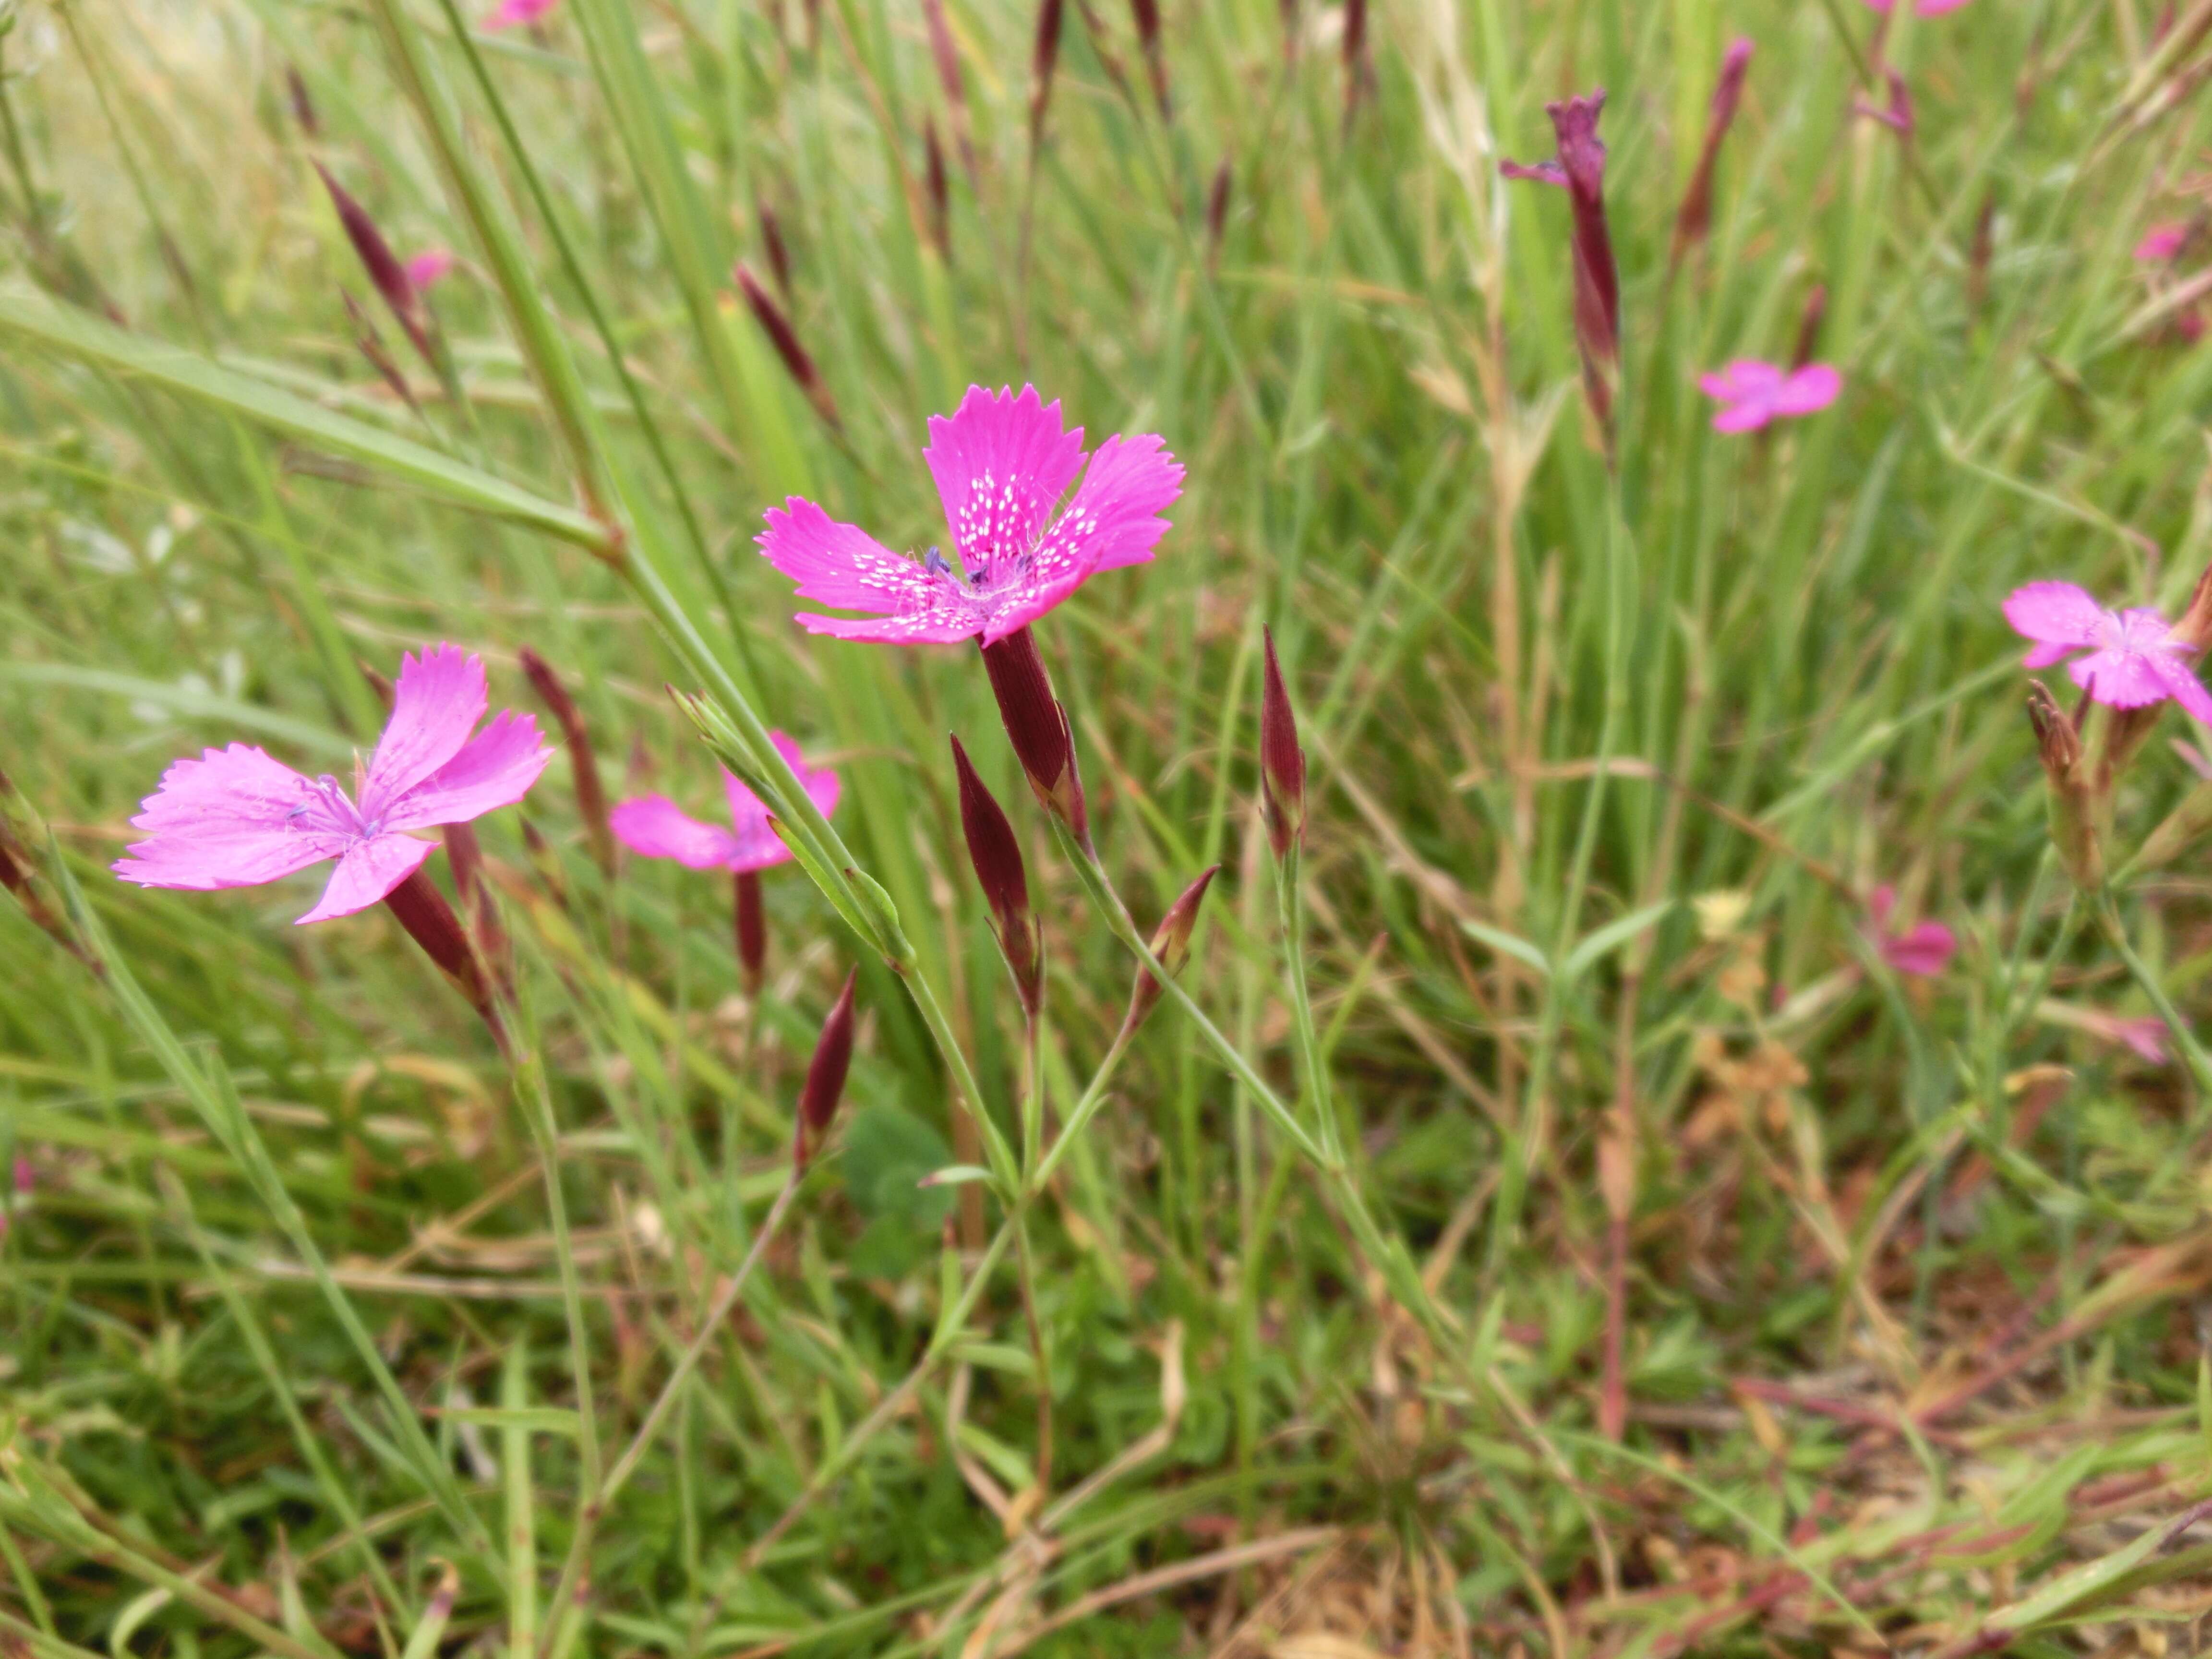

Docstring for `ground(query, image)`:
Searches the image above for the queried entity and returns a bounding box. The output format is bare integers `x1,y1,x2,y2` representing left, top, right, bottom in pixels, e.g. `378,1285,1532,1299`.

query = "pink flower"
485,0,555,26
610,732,840,872
1697,360,1841,433
2109,1015,2171,1063
2137,224,2188,263
1861,0,1973,14
1867,885,1956,977
2003,581,2212,723
405,248,456,289
756,384,1183,648
114,646,551,924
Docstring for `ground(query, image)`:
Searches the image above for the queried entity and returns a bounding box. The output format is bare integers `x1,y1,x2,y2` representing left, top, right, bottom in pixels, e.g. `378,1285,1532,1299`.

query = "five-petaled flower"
1698,360,1841,432
2005,581,2212,723
113,645,552,922
610,733,840,873
757,384,1183,647
1867,885,1956,977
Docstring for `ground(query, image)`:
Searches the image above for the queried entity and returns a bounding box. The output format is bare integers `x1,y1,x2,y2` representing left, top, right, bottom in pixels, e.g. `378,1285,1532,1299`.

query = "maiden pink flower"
406,248,456,289
756,384,1182,648
2003,581,2212,723
2136,224,2188,263
1867,885,1956,977
113,645,552,923
485,0,555,26
1698,360,1841,432
1861,0,1973,14
609,732,840,874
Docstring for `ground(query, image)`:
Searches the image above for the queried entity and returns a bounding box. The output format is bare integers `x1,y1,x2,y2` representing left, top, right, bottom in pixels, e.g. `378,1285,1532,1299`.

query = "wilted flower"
114,646,551,924
1503,93,1620,436
2004,581,2212,723
406,248,456,289
1698,360,1841,432
485,0,556,26
1866,885,1956,977
610,732,840,874
1671,38,1754,267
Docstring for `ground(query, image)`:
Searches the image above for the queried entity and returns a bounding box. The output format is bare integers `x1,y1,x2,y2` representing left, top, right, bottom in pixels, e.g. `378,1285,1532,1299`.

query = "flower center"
290,774,372,838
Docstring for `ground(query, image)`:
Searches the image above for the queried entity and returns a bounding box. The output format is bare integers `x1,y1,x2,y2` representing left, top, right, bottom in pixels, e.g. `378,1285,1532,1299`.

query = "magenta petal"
2021,642,2075,669
2136,225,2187,263
762,731,842,824
793,608,980,644
1882,922,1957,977
361,645,488,818
406,249,456,288
2003,581,2107,649
610,796,745,869
485,0,555,26
384,711,553,830
1710,400,1773,434
1916,0,1972,13
296,834,435,925
1774,364,1842,416
2116,1016,2170,1063
2147,650,2212,726
111,745,347,892
924,385,1087,579
757,498,945,616
2070,646,2171,708
1056,432,1187,577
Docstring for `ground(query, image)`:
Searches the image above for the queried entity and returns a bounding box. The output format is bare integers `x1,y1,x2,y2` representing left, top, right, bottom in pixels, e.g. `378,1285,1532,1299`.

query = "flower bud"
735,869,768,993
951,735,1042,1016
1259,627,1306,861
795,969,858,1171
1791,282,1827,371
1205,157,1232,271
924,118,952,261
1120,865,1219,1037
518,647,615,879
2172,559,2212,651
341,288,418,413
1029,0,1064,150
1131,0,1169,117
759,203,794,301
314,163,434,371
735,261,842,430
382,866,507,1054
2026,682,2102,889
1670,38,1752,269
978,627,1089,845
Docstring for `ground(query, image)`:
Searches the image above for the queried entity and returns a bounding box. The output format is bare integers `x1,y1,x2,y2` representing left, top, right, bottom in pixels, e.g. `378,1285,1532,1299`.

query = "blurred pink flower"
405,248,456,289
1867,885,1956,977
2136,224,2188,263
114,646,551,923
11,1157,29,1195
756,384,1182,646
485,0,555,27
1861,0,1973,13
1698,360,1841,433
610,732,839,873
2003,581,2212,723
2109,1015,2171,1063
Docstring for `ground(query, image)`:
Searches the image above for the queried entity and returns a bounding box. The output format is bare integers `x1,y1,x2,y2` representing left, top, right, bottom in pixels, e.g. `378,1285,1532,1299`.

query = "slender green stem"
1274,844,1340,1163
2095,887,2212,1101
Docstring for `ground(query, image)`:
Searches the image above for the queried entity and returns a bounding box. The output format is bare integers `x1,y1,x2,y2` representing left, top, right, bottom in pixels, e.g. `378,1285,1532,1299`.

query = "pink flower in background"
114,646,551,923
1698,360,1841,432
2003,581,2212,723
405,248,456,289
2136,224,2188,263
1867,885,1956,976
611,732,840,872
485,0,555,27
756,384,1183,647
1861,0,1973,13
2109,1015,2171,1063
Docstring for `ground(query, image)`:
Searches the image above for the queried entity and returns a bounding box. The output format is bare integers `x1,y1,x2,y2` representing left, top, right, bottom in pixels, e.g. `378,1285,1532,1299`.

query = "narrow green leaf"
1562,900,1678,984
1458,918,1552,979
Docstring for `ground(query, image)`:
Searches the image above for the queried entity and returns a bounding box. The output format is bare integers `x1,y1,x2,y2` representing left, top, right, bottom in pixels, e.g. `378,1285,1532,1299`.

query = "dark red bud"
735,262,841,430
1130,0,1169,117
795,969,858,1171
1967,190,1996,320
1205,158,1232,269
759,203,794,300
1342,0,1368,124
978,628,1088,844
1670,37,1753,267
924,118,952,261
1791,282,1827,371
383,866,508,1055
1122,866,1219,1035
1854,67,1913,135
519,649,614,879
341,289,418,413
1030,0,1065,149
735,869,767,993
286,65,320,138
951,735,1041,1015
1259,627,1306,860
314,163,434,371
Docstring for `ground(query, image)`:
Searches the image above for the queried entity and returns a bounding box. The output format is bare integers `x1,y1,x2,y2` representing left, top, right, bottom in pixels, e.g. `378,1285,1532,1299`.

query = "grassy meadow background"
6,0,2212,1651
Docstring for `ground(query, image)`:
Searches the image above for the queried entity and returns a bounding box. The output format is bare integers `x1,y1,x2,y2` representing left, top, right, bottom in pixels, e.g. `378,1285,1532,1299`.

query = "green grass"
6,0,2212,1651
